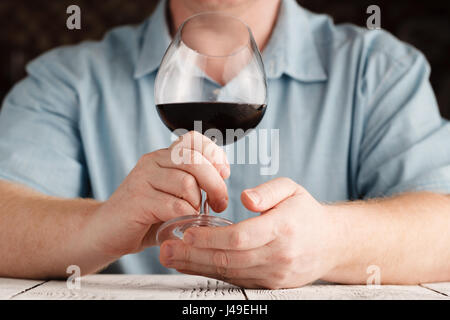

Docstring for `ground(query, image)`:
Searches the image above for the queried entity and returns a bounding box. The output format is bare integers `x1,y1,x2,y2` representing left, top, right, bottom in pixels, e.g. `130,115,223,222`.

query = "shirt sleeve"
356,43,450,199
0,52,90,198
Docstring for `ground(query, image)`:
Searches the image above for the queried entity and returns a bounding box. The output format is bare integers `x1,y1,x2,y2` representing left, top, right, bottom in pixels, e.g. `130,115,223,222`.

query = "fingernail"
162,244,173,260
220,166,230,179
183,232,194,245
245,190,261,206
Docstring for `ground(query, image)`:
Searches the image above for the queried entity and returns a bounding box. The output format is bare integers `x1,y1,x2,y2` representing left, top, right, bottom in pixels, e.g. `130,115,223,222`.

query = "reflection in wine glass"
155,12,267,245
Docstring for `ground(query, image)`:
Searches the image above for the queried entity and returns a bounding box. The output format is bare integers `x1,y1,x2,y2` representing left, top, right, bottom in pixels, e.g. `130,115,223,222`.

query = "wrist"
322,200,380,283
323,203,356,274
76,200,119,274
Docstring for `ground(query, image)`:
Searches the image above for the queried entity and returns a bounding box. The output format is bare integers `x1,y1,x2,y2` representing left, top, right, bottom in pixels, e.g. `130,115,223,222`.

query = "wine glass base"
156,215,233,245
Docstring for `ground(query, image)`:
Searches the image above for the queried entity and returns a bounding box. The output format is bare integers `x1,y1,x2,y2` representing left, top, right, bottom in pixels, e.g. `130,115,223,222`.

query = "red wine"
156,102,267,145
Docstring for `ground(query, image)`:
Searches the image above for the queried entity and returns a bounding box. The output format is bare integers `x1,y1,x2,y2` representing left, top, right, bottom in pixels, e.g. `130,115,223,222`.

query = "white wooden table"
1,275,449,300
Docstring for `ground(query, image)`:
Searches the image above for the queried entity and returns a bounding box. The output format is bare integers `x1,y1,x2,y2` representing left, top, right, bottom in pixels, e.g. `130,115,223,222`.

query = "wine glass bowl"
155,12,267,245
155,12,267,97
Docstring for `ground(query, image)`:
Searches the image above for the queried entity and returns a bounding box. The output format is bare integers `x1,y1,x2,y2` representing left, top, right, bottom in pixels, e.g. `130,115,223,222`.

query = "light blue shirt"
1,0,450,274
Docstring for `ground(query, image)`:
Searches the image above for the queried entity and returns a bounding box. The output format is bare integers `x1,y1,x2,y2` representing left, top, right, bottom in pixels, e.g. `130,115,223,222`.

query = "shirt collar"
134,0,327,82
134,0,172,79
263,0,327,81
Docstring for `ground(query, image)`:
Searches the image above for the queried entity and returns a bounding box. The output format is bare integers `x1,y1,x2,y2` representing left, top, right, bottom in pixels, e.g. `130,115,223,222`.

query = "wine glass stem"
201,189,210,215
200,136,217,216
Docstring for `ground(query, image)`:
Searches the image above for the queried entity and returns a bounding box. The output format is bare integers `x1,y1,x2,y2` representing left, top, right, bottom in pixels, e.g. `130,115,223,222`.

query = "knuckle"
181,174,197,191
229,229,248,249
172,199,188,215
213,250,229,268
278,223,295,238
271,270,288,283
275,243,297,265
204,143,223,163
278,252,295,266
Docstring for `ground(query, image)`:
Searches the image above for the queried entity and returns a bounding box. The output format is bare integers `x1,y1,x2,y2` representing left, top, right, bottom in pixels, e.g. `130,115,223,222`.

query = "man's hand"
84,131,230,260
159,178,346,289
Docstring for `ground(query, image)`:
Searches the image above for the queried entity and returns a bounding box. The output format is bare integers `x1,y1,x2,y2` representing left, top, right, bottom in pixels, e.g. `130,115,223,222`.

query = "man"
0,0,449,289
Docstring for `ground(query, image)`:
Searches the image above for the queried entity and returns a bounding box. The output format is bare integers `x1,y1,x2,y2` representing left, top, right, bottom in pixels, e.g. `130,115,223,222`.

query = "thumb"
241,177,304,213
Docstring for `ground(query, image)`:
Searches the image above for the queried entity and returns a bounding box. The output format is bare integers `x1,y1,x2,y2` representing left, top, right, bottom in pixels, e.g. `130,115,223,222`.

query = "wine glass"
155,12,267,245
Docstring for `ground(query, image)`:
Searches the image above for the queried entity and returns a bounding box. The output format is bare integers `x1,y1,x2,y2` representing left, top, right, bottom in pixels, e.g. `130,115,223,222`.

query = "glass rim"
177,11,255,59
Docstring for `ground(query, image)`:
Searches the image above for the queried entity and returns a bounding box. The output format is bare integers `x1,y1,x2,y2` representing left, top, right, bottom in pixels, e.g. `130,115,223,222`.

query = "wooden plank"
421,282,450,297
13,275,246,300
0,278,46,300
244,283,449,300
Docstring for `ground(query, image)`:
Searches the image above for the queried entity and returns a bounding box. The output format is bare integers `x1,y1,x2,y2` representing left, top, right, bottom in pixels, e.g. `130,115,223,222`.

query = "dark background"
1,0,449,118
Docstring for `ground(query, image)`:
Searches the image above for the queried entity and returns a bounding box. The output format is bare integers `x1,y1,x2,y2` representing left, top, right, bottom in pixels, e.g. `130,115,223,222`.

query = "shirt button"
213,88,221,95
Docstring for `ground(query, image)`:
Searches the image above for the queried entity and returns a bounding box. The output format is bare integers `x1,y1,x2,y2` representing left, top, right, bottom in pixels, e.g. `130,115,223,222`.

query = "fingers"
160,239,271,269
149,167,201,210
154,148,228,212
135,131,230,213
162,258,262,281
182,213,279,250
159,242,269,284
147,189,199,222
241,177,303,212
170,131,230,179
